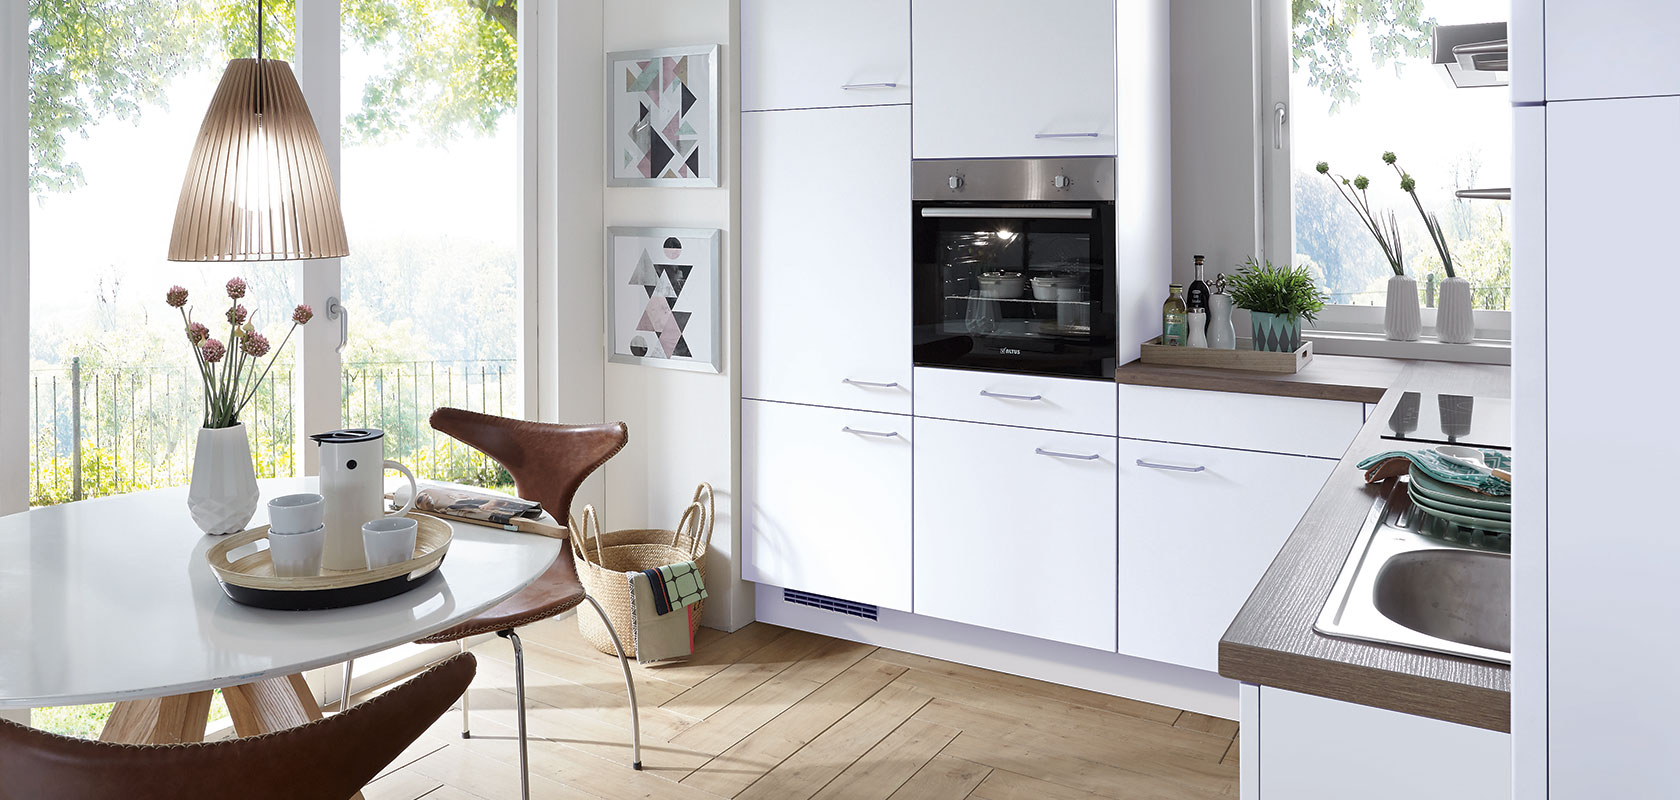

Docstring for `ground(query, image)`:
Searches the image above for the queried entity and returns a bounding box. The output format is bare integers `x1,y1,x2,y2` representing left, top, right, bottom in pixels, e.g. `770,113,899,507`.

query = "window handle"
979,390,1043,401
842,426,899,438
1034,132,1100,139
1036,448,1100,461
1136,459,1207,473
841,82,898,90
326,296,348,354
842,378,900,388
1273,102,1288,150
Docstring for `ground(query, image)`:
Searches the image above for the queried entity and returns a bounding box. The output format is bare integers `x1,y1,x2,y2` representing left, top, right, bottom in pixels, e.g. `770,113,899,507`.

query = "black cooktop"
1379,392,1512,451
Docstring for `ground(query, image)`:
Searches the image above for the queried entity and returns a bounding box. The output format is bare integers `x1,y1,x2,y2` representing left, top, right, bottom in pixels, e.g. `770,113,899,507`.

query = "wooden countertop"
1115,353,1404,404
1216,360,1513,732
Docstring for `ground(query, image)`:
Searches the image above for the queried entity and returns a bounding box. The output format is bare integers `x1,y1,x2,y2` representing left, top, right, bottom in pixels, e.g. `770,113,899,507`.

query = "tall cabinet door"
743,105,912,415
742,0,910,111
1545,95,1680,798
911,0,1116,158
743,399,913,611
913,417,1118,650
1116,440,1334,672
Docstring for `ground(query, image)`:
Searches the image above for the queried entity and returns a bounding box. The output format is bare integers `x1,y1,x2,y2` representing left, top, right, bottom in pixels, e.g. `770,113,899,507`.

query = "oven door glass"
912,204,1116,378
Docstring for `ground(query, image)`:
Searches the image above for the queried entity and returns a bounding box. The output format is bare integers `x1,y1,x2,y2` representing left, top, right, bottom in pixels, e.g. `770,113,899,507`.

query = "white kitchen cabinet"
1254,687,1510,800
1117,440,1334,672
742,0,910,112
1545,0,1680,102
742,105,912,415
1543,96,1680,799
742,399,913,611
1118,385,1364,460
914,367,1117,436
913,417,1117,650
910,0,1117,159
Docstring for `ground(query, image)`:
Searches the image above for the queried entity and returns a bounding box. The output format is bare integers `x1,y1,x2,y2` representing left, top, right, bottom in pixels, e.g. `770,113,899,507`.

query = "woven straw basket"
572,483,714,657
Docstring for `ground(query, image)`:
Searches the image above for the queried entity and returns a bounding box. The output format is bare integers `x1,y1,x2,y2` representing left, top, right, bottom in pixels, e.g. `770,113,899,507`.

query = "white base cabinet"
1250,686,1510,800
742,400,913,611
913,417,1117,651
1117,441,1335,672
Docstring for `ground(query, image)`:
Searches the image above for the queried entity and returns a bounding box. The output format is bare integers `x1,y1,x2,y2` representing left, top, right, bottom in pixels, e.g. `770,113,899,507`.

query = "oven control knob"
948,175,964,191
1053,174,1071,189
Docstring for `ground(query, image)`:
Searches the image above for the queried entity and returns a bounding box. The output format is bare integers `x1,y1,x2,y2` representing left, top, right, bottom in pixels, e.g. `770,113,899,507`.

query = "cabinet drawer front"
915,367,1116,435
1118,385,1362,459
1117,440,1335,672
914,417,1117,650
743,400,912,611
743,0,911,111
743,106,912,414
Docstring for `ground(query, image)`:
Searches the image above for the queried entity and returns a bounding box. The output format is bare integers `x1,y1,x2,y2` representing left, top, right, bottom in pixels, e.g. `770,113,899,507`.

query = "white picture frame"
605,45,721,188
606,227,722,373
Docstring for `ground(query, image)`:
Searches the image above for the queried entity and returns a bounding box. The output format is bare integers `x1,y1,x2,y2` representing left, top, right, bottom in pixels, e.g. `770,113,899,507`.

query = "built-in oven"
912,157,1117,380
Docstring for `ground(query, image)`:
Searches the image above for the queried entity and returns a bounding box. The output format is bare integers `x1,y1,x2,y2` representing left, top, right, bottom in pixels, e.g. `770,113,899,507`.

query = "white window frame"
1258,0,1511,356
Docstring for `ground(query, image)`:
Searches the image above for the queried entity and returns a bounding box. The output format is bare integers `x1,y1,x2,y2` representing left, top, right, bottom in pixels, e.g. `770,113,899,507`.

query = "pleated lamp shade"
168,58,348,261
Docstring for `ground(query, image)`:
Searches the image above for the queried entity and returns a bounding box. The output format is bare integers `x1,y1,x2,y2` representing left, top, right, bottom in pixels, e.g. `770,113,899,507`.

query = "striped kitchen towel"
639,560,708,616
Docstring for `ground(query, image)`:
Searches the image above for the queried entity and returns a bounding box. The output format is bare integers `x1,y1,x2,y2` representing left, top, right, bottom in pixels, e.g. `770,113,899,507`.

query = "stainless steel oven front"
912,157,1117,380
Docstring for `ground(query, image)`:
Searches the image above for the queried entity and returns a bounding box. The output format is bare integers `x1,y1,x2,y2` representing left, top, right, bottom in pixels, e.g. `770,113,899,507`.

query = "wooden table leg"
100,691,213,744
222,673,365,800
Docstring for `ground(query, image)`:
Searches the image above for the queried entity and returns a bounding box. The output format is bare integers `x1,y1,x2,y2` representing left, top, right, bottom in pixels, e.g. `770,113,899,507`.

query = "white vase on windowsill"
187,423,260,536
1384,274,1421,342
1436,276,1475,344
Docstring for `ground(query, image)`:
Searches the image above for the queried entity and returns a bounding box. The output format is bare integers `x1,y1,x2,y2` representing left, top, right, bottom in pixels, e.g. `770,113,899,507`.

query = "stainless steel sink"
1315,479,1511,664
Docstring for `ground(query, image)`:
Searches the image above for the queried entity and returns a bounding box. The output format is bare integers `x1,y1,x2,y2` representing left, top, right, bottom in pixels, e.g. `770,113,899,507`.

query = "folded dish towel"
1357,449,1512,496
630,570,694,664
640,561,708,616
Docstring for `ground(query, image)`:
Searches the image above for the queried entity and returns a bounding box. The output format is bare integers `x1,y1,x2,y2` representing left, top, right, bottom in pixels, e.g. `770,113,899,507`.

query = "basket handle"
692,483,714,549
570,505,605,565
671,501,706,556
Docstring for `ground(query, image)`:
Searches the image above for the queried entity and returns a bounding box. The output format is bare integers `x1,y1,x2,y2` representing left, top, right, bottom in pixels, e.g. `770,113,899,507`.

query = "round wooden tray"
206,516,452,610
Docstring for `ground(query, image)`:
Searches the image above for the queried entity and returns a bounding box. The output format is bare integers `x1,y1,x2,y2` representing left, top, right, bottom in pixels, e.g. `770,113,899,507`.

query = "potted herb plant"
1317,160,1420,341
1226,257,1327,352
1387,152,1474,343
165,279,312,535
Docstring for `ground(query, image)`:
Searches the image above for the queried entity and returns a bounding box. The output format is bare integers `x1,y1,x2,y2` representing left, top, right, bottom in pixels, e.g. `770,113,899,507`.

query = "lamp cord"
254,0,264,116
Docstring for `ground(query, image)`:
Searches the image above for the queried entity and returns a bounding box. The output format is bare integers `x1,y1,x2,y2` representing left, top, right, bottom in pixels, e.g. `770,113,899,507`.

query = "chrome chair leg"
339,659,354,713
584,594,643,770
498,629,530,800
459,639,471,739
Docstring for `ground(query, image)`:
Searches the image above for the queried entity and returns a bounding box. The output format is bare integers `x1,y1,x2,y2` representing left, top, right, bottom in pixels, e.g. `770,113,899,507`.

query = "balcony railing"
27,358,515,506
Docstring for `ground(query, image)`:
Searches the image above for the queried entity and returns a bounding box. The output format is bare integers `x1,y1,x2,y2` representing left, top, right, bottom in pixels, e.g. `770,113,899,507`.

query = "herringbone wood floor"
361,619,1239,800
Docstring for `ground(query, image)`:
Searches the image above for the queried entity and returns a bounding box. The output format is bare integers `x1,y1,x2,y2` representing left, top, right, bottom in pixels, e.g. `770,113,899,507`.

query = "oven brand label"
1000,347,1022,355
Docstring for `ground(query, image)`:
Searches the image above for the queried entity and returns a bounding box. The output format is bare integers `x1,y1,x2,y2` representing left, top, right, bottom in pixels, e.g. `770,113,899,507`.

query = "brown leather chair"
0,653,475,800
340,408,639,800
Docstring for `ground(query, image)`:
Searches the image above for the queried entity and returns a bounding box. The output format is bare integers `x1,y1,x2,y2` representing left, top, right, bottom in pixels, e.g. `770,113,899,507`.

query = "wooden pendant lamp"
168,2,347,261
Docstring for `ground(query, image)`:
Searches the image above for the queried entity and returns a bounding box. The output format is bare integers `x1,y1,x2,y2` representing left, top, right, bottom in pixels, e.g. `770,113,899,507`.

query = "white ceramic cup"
267,493,325,534
362,517,419,569
267,525,325,578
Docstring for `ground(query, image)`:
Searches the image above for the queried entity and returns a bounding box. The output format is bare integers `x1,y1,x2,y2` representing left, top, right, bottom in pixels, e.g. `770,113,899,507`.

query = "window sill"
1304,330,1512,365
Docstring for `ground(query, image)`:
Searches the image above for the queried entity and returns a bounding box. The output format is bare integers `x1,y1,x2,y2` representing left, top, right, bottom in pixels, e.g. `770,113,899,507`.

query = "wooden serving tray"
206,516,452,610
1139,337,1313,374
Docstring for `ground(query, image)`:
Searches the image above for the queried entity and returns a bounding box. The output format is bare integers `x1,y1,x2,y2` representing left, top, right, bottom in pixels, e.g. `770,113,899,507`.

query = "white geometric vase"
1384,274,1421,342
187,423,260,536
1436,276,1476,344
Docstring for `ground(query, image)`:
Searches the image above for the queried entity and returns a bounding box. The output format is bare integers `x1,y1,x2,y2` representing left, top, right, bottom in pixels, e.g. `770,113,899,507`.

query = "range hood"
1434,22,1508,89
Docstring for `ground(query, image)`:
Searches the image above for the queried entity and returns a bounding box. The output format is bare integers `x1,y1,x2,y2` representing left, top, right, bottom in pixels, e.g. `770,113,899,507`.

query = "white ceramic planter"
1436,276,1476,344
187,423,260,536
1384,275,1422,342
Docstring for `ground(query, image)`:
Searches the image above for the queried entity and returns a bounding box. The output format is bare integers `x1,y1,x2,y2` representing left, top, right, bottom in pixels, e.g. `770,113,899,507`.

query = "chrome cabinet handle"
841,82,899,90
842,378,900,388
979,389,1043,401
1036,448,1100,461
842,426,899,438
1135,459,1207,473
1034,132,1100,139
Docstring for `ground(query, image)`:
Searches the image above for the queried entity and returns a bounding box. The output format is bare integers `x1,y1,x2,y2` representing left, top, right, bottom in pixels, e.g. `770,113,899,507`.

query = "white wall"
600,0,751,631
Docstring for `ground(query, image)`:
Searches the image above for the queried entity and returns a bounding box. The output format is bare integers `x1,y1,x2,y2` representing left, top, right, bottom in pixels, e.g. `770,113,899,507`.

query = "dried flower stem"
1388,161,1456,278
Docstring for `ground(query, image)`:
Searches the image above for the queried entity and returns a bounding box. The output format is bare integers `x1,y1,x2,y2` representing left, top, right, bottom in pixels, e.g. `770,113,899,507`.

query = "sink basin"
1315,480,1511,664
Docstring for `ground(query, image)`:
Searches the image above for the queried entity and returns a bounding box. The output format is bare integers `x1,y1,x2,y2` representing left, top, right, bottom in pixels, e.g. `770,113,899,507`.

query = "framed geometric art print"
605,45,720,188
606,227,721,373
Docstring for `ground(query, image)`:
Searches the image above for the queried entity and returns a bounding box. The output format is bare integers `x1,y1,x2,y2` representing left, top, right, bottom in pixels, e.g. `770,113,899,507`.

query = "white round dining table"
0,477,560,744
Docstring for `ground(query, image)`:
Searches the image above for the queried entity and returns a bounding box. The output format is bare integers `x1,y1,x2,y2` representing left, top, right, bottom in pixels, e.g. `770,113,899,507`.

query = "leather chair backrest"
428,407,629,521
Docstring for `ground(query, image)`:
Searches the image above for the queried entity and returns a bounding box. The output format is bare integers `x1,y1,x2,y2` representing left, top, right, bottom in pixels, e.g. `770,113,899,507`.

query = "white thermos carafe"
310,428,418,570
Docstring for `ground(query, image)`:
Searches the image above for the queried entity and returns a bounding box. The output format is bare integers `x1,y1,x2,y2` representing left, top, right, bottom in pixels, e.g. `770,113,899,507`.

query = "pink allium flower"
226,277,248,299
240,332,271,358
186,321,209,344
226,304,248,326
200,339,227,363
165,285,188,308
292,304,313,325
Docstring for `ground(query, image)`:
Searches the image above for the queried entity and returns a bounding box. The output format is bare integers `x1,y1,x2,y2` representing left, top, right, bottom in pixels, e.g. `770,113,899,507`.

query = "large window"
1267,0,1512,334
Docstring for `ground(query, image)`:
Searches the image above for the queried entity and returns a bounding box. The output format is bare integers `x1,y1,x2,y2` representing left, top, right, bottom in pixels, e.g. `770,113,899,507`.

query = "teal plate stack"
1406,465,1512,552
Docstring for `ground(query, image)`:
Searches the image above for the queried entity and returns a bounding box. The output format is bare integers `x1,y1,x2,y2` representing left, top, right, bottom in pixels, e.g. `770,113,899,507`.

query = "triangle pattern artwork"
613,49,712,184
615,230,714,372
